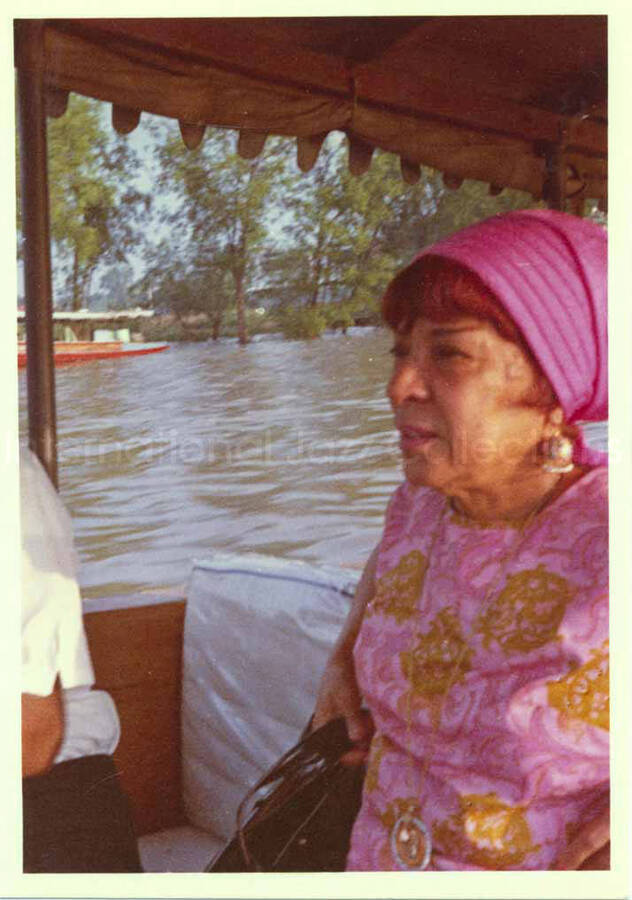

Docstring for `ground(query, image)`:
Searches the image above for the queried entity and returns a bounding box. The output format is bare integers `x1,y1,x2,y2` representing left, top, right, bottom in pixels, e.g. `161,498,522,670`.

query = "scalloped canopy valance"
14,16,607,202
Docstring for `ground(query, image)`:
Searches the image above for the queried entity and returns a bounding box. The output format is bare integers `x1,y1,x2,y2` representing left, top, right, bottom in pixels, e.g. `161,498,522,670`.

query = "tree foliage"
268,136,443,317
278,304,328,340
145,128,546,340
148,130,452,340
16,94,599,337
90,262,135,310
45,96,149,310
136,239,233,339
425,178,543,245
152,127,292,343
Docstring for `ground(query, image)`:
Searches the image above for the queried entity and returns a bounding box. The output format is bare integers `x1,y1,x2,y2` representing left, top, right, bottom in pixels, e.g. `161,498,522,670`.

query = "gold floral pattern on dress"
547,640,609,731
365,731,392,794
379,796,422,832
476,565,574,655
368,551,428,622
432,793,540,869
400,607,472,696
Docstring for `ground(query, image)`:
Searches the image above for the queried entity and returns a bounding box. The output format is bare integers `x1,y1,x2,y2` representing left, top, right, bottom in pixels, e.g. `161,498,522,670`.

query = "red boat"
18,340,169,368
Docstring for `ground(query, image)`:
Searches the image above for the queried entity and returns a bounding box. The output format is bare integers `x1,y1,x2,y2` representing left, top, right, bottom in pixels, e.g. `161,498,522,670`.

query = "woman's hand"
552,810,610,870
312,648,374,765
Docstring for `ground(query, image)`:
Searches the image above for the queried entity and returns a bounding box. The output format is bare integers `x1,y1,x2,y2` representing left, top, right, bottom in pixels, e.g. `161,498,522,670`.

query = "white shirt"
20,449,120,762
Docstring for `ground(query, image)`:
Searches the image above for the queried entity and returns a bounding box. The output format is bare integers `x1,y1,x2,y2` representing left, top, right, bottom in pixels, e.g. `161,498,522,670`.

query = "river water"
18,329,607,605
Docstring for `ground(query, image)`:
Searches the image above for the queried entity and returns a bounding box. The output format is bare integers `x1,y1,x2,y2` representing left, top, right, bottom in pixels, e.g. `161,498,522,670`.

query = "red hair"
382,255,558,411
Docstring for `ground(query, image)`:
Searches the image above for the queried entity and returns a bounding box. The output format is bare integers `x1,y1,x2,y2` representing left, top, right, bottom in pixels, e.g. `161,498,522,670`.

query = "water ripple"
18,329,606,602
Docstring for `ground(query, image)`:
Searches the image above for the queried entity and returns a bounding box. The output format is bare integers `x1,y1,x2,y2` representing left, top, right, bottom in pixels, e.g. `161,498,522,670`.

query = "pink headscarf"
415,210,607,467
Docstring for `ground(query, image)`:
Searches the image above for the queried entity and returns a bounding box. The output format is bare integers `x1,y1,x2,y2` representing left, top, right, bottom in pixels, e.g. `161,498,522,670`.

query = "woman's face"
387,315,550,495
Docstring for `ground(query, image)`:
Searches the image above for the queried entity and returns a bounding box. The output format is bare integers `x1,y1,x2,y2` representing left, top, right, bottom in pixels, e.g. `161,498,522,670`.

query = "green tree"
137,239,233,340
91,262,135,310
155,127,292,344
278,304,328,340
334,150,441,310
272,136,443,319
424,178,542,245
46,95,149,310
271,138,347,308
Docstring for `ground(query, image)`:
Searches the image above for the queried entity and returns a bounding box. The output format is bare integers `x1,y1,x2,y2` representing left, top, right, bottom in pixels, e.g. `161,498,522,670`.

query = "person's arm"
21,682,63,777
312,546,379,757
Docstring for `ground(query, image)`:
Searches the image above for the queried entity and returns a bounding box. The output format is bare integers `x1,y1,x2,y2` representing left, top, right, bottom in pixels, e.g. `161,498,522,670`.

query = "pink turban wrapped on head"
415,210,608,467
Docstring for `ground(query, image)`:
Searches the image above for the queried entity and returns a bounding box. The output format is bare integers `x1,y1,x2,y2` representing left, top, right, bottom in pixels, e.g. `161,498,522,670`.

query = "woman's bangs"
382,256,520,343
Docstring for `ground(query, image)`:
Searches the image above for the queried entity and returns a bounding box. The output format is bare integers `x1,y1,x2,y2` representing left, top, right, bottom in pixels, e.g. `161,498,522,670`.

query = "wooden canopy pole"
541,122,571,213
16,21,58,487
543,143,566,211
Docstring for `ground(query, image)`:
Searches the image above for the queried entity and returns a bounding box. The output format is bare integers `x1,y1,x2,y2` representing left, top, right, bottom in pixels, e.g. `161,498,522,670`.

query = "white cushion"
139,826,222,873
182,552,356,842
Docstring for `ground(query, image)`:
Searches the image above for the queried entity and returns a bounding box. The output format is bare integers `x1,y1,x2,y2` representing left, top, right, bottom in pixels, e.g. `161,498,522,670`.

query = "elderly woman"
313,210,608,871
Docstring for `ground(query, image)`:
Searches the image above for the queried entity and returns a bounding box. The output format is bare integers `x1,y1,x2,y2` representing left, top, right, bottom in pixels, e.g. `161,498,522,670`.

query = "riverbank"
141,308,382,343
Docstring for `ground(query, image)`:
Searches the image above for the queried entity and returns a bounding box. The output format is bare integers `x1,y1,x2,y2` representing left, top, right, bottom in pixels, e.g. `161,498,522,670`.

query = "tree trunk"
212,309,223,341
234,271,248,345
309,254,322,306
71,247,81,311
348,225,382,306
80,268,92,310
309,226,325,306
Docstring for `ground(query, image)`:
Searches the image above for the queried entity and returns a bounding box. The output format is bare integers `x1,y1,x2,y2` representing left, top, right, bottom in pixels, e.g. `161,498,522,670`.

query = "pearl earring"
541,431,574,473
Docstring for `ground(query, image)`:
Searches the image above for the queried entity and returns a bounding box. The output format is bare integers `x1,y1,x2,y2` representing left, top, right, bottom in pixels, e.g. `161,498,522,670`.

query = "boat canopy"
15,17,606,201
14,17,608,483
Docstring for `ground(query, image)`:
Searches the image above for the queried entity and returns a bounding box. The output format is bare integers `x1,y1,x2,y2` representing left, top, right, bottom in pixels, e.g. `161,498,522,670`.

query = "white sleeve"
20,450,121,758
20,449,94,695
55,687,121,763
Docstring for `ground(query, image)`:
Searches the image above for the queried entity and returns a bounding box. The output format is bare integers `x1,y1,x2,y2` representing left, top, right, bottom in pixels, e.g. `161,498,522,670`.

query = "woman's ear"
539,406,563,441
545,405,580,444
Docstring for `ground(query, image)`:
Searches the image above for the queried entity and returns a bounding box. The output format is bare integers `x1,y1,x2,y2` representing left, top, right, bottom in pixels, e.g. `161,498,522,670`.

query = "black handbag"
206,717,365,872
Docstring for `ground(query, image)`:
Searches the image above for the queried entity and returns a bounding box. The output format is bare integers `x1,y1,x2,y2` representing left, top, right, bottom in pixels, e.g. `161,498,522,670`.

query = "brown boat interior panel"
83,600,187,836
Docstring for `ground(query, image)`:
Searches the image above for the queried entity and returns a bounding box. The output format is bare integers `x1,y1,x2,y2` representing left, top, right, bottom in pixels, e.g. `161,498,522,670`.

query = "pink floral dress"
347,467,609,871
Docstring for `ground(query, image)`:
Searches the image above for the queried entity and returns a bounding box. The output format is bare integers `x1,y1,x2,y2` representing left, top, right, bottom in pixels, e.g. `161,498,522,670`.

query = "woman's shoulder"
533,466,608,590
554,465,608,526
578,464,607,494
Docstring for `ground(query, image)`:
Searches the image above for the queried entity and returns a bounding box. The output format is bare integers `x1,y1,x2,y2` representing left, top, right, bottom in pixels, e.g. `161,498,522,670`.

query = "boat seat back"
181,552,356,846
